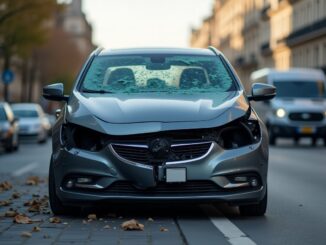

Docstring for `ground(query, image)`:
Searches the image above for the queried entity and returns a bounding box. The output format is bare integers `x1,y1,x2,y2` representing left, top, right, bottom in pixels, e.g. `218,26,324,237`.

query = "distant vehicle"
11,103,50,143
43,47,276,216
0,102,19,152
250,68,326,146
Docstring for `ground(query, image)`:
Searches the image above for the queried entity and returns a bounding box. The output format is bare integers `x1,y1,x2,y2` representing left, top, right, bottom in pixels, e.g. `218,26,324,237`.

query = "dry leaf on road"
121,219,144,231
49,217,61,223
5,209,18,217
0,200,12,206
11,192,21,199
32,226,41,232
148,217,154,222
14,214,33,224
103,225,111,229
0,181,12,192
160,227,168,232
21,231,32,238
87,214,97,220
26,176,42,186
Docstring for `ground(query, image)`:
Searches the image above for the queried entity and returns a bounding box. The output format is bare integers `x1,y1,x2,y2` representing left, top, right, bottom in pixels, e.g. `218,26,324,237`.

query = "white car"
12,103,50,143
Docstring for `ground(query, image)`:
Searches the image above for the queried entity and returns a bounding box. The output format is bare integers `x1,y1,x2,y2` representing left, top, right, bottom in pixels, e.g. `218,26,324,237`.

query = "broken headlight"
61,123,108,151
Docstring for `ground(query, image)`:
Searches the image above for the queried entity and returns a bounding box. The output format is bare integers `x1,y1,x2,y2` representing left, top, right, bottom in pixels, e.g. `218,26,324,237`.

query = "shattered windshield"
81,54,238,94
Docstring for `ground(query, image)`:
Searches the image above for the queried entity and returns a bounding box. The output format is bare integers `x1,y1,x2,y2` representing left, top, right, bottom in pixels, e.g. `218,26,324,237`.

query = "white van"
250,68,326,146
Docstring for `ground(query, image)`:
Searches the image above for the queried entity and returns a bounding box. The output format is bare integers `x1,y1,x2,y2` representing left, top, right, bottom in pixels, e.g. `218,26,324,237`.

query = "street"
0,140,325,244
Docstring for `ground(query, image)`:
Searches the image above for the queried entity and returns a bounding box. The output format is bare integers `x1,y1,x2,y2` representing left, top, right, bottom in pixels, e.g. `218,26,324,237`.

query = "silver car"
43,47,276,216
12,103,50,143
251,68,326,146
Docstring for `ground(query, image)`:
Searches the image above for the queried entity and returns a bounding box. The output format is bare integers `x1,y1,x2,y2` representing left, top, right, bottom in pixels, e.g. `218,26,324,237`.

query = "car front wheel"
239,188,267,216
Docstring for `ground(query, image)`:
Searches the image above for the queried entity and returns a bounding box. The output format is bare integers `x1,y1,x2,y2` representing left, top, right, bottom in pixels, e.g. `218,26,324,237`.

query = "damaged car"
43,47,276,216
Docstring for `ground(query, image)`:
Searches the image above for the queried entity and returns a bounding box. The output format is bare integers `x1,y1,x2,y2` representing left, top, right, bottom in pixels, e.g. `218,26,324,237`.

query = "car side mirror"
43,83,69,102
248,83,276,101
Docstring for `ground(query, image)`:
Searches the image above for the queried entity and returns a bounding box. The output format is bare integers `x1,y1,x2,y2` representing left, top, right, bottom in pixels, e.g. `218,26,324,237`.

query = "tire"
311,137,317,146
268,129,276,146
239,188,267,216
323,138,326,147
49,157,79,215
4,137,14,153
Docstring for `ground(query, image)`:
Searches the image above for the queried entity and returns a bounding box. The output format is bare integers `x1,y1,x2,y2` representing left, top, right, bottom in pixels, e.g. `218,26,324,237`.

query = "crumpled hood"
67,91,250,135
272,98,326,112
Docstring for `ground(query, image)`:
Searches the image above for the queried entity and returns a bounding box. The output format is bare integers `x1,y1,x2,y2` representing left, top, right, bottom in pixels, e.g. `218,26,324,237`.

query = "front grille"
103,181,224,195
289,112,324,122
111,142,212,165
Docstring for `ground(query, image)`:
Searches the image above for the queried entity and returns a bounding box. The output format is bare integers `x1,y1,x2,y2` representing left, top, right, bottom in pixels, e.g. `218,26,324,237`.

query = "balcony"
260,4,271,21
286,18,326,46
234,54,258,68
260,42,272,56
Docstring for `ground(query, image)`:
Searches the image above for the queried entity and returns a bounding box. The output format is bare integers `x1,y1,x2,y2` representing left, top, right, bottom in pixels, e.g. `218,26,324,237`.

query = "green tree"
0,0,57,101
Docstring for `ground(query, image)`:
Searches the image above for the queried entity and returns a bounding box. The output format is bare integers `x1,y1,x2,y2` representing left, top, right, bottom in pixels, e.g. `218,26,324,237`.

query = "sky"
83,0,214,48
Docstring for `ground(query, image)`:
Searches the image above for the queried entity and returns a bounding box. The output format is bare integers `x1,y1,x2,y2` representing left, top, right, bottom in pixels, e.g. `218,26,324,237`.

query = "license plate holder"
166,168,186,183
298,126,315,134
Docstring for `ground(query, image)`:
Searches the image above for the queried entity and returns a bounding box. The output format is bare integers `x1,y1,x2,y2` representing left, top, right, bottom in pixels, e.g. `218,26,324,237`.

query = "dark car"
43,47,276,216
0,102,19,152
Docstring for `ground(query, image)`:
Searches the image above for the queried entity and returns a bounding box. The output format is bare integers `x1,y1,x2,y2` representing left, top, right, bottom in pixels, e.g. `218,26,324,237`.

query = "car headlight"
276,108,286,118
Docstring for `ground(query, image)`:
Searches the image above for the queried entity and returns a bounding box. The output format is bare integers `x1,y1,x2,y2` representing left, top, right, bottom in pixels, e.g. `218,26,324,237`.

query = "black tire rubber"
49,157,79,215
323,138,326,147
4,137,14,152
269,131,276,146
311,137,317,146
239,188,267,216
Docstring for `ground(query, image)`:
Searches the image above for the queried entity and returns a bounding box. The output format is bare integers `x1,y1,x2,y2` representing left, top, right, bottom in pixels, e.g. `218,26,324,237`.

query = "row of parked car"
0,102,55,152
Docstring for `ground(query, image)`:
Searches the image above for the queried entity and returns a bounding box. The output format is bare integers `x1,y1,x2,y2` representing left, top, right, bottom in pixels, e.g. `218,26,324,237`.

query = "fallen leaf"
82,220,88,224
11,192,21,199
28,205,40,213
5,209,18,217
103,225,111,229
32,226,41,232
21,231,32,238
14,214,32,224
43,234,51,239
25,176,43,186
0,181,12,192
63,222,68,225
148,217,154,222
160,227,168,232
121,219,144,231
0,200,12,206
49,217,61,223
87,214,97,220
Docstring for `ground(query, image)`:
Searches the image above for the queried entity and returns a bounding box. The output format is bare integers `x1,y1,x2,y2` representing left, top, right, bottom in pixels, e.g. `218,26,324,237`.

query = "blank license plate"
166,168,186,183
299,127,315,134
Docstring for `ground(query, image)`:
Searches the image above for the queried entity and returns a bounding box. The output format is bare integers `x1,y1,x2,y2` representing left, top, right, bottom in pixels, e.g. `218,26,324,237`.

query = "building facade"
190,0,326,90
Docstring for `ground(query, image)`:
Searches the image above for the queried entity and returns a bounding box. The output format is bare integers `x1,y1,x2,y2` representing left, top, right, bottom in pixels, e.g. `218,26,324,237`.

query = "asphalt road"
0,139,325,244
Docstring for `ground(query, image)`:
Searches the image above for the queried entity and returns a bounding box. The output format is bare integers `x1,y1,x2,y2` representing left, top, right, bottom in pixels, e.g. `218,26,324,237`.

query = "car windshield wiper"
81,88,112,94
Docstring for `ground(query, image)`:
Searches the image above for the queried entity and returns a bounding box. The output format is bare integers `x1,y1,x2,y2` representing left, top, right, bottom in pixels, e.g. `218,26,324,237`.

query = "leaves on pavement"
14,214,33,224
21,231,32,238
160,227,168,232
26,176,43,186
87,214,97,221
0,181,12,192
32,226,41,232
121,219,144,231
12,192,21,199
0,200,12,206
49,217,61,223
5,208,18,217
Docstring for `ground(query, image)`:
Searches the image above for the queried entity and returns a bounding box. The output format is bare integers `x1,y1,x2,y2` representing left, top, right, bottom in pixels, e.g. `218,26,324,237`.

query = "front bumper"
52,138,268,206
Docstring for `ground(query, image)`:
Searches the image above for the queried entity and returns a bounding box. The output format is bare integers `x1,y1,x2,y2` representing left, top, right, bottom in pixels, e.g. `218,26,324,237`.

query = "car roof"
11,103,40,110
99,47,218,57
251,68,326,82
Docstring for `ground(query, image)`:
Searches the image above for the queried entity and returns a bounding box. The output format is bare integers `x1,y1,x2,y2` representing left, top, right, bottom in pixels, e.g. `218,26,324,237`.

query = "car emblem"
301,113,310,120
149,138,170,157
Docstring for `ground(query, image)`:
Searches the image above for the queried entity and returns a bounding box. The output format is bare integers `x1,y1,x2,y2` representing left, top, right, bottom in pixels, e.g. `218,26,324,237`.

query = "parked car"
43,47,276,216
250,68,326,146
0,102,19,152
11,103,50,143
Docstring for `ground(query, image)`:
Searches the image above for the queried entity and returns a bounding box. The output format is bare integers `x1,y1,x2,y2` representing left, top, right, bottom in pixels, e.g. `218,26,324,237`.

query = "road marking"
201,205,256,245
12,162,39,177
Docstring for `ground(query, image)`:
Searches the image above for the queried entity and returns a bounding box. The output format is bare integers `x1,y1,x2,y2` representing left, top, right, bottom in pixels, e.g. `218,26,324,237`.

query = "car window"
81,54,237,94
0,107,7,121
273,81,325,98
13,109,39,118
